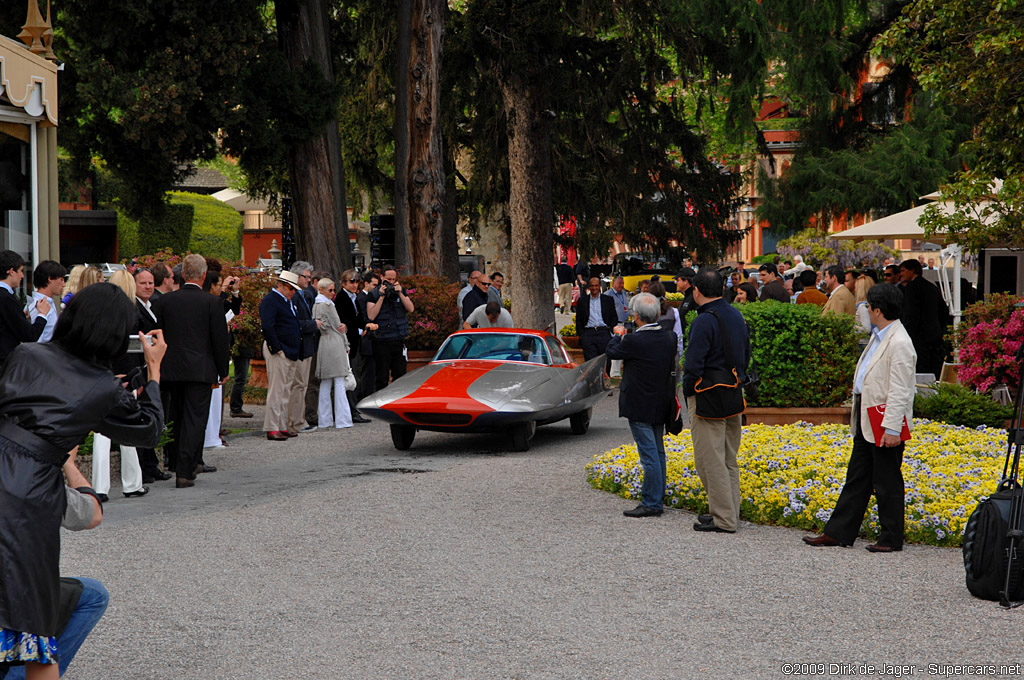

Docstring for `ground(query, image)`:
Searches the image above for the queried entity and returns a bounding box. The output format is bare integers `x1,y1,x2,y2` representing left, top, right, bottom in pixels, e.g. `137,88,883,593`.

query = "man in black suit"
576,277,619,362
461,273,491,322
758,263,790,303
156,254,230,488
133,268,172,483
605,292,678,517
898,258,945,377
355,272,379,399
0,250,49,369
336,269,371,423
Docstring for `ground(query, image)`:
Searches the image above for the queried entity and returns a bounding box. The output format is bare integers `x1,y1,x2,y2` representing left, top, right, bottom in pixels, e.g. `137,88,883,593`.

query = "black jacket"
462,286,489,321
759,278,790,303
0,342,163,636
576,293,618,330
292,287,319,358
604,325,677,424
156,284,231,383
336,290,364,352
0,286,46,364
901,275,943,346
682,298,750,397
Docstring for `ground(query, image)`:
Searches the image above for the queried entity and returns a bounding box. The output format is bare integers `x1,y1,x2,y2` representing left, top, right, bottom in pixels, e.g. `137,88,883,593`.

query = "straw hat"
276,270,303,291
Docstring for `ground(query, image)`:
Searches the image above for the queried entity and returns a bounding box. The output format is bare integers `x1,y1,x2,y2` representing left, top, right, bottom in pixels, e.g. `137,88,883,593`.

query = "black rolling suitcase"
962,343,1024,607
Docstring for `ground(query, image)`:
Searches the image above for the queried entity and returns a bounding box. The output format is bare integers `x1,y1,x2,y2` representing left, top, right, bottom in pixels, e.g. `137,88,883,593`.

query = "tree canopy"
879,0,1024,250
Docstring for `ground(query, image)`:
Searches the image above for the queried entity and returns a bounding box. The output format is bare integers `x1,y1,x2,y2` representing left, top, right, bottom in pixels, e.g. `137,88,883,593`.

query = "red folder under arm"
866,404,911,442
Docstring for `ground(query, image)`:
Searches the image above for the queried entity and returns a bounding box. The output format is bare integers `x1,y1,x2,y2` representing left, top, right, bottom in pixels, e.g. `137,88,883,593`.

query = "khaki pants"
688,397,743,531
263,343,299,433
558,283,573,315
289,356,313,431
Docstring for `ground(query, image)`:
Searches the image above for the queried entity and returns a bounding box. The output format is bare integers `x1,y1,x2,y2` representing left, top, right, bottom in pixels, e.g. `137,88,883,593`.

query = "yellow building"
0,0,60,274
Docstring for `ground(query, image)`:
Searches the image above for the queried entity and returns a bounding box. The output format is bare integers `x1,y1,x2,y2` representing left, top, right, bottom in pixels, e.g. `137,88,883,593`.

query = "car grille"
404,412,474,426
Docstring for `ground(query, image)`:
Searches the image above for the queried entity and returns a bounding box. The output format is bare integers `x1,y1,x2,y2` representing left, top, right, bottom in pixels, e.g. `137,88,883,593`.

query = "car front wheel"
390,424,416,450
569,408,592,435
510,422,535,451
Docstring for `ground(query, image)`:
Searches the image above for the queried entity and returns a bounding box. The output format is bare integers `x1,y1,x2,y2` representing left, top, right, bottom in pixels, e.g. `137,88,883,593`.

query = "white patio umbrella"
833,201,968,327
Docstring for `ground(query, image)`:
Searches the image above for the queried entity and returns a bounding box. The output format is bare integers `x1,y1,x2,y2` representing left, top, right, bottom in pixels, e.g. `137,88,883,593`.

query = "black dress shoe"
175,477,195,488
352,415,371,424
698,514,713,525
97,493,109,504
142,470,173,484
195,464,217,474
693,520,735,533
123,486,149,498
623,504,663,518
230,410,254,418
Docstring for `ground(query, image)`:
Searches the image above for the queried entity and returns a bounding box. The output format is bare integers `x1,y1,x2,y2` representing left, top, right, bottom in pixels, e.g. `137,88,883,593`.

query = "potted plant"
955,294,1024,395
559,315,579,348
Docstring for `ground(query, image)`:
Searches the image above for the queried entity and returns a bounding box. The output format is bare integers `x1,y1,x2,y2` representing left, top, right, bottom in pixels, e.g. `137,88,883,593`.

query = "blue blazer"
260,291,303,361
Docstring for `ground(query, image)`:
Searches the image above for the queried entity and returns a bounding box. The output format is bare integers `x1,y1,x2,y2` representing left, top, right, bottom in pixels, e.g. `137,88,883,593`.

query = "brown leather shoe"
266,431,289,441
865,543,902,553
175,477,195,489
802,533,841,547
284,430,299,438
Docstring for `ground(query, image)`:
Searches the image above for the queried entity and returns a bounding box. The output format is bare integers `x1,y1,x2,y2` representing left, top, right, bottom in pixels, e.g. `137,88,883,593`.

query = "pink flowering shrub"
401,274,461,350
958,308,1024,393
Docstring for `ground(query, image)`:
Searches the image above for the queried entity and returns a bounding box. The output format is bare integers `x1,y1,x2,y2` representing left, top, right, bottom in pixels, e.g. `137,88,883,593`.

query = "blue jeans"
3,578,109,679
629,421,666,509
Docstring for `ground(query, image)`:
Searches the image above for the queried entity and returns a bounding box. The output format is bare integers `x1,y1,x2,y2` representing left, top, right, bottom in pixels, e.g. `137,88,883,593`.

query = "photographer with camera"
366,266,414,391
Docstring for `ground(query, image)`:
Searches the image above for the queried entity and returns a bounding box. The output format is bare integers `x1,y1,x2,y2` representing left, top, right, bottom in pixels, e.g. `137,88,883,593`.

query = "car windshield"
436,333,552,365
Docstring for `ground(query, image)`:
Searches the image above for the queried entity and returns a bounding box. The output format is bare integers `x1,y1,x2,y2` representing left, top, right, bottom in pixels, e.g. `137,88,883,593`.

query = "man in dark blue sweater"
683,270,751,533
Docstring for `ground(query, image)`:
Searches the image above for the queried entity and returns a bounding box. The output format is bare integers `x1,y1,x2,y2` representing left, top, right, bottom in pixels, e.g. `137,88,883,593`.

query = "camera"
382,280,399,302
126,334,156,353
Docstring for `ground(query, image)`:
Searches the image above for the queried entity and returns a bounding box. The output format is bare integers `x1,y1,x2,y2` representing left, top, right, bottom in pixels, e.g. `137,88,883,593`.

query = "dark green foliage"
914,383,1013,429
171,192,244,262
54,0,267,216
750,254,778,265
757,99,970,232
116,202,194,260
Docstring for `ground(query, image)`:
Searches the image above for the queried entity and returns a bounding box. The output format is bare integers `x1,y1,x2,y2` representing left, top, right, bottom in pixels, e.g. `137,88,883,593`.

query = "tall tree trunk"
396,0,447,277
394,0,412,271
276,0,352,273
439,140,460,282
500,78,555,331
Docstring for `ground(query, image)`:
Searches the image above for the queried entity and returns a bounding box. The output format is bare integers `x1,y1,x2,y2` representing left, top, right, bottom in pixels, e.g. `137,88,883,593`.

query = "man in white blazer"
803,283,917,552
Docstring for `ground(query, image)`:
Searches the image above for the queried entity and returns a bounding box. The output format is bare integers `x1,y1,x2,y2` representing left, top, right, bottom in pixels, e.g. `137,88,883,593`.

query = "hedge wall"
685,301,862,408
170,191,243,261
115,192,242,261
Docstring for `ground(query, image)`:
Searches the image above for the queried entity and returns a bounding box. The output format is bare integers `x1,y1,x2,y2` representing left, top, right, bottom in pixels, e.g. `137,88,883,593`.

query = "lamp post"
464,235,473,254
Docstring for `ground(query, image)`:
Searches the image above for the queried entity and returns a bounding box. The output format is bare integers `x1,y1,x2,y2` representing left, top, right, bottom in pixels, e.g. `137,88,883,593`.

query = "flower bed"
586,420,1007,547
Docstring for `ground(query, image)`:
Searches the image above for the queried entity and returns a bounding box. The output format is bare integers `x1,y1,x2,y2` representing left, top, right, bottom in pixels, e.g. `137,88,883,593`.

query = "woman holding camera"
0,284,166,679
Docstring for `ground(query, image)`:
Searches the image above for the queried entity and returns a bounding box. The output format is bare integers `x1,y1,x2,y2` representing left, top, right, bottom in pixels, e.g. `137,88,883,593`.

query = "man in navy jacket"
260,270,320,440
683,269,751,533
0,250,48,368
604,293,678,518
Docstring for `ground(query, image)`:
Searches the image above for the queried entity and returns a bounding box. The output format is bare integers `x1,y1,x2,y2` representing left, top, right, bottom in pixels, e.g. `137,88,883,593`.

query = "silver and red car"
357,328,608,451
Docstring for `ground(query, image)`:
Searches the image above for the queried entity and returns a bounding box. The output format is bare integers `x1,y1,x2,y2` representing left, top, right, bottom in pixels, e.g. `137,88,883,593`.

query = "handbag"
693,310,747,420
344,370,358,392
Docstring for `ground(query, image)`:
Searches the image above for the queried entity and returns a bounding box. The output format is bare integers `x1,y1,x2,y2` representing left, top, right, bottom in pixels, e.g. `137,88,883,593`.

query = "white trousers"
318,377,353,429
204,385,223,447
91,433,143,495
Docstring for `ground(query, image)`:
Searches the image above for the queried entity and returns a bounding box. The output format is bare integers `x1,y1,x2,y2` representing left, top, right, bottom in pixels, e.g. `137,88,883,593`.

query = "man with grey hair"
157,253,230,487
289,261,320,432
604,293,678,518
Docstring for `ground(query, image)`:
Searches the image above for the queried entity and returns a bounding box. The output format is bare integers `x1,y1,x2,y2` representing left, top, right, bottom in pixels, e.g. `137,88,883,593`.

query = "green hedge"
170,191,243,261
685,301,861,408
116,201,194,257
115,192,242,261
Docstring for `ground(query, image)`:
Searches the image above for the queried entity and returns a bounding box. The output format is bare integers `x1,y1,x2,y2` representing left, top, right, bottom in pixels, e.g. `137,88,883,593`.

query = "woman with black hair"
0,283,166,679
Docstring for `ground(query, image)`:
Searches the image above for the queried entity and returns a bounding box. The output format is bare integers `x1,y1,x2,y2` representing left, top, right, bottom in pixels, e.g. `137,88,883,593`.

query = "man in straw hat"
259,270,322,441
